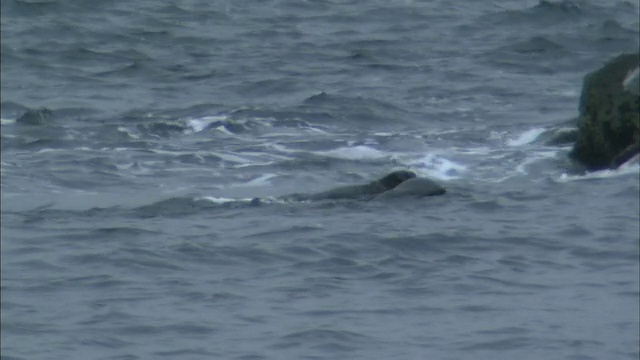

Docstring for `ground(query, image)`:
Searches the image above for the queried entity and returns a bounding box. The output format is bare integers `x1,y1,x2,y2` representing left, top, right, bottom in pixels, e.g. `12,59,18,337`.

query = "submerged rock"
569,53,639,170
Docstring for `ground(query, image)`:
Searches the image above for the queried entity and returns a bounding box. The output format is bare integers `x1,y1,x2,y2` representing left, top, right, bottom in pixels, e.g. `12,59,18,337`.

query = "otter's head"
378,170,416,189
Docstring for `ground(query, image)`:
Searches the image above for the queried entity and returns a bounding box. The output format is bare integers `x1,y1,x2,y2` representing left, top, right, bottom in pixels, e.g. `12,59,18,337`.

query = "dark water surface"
2,1,639,359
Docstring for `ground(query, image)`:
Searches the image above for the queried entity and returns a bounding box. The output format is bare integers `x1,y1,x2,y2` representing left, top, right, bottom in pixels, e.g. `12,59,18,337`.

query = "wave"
557,155,640,182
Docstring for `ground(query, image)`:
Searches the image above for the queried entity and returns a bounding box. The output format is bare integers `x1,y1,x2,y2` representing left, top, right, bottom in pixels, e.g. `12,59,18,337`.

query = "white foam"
514,150,560,174
197,196,242,204
557,156,639,182
197,196,285,205
186,115,229,133
506,128,546,147
454,146,492,155
212,125,235,136
411,153,467,180
230,173,278,187
231,161,276,169
117,126,140,139
35,148,62,154
320,145,386,160
1,118,16,125
302,125,330,134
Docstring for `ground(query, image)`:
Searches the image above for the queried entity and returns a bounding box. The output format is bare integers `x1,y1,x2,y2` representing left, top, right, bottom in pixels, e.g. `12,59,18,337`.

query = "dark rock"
569,53,640,170
16,107,54,125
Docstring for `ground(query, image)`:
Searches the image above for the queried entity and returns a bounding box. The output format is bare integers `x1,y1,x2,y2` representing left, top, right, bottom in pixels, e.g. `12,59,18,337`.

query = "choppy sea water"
1,1,639,359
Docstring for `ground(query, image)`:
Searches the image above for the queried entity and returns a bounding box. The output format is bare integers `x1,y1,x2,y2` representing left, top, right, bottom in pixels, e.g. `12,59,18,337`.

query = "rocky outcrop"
569,53,639,170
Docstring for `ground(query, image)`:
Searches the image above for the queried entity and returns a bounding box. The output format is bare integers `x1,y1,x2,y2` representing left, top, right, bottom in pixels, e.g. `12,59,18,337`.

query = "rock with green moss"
569,53,639,170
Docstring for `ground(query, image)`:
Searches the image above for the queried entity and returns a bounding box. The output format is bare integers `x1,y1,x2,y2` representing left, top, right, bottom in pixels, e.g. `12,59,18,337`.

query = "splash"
197,196,285,205
506,128,546,147
197,196,244,204
185,115,229,133
557,155,639,182
410,153,467,180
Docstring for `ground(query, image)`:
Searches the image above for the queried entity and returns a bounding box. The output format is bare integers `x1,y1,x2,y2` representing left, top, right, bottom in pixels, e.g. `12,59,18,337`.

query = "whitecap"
514,150,561,174
1,118,16,125
410,153,467,180
305,126,330,134
35,148,62,154
556,156,639,182
506,128,546,147
197,195,284,205
230,173,279,187
211,125,236,136
231,161,276,169
454,146,492,155
320,145,387,160
197,196,241,204
117,126,140,139
185,115,229,133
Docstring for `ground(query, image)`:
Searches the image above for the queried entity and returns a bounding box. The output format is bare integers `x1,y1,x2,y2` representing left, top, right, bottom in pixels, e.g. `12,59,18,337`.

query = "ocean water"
1,0,639,359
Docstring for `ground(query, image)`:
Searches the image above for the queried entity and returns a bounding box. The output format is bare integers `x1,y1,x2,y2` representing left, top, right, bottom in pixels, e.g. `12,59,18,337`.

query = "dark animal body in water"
249,170,445,205
374,177,446,199
296,170,417,201
273,170,445,203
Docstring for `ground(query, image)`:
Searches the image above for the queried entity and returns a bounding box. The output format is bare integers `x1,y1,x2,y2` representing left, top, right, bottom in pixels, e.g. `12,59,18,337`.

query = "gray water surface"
2,1,639,359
